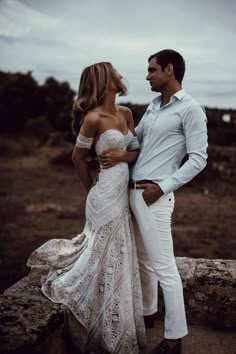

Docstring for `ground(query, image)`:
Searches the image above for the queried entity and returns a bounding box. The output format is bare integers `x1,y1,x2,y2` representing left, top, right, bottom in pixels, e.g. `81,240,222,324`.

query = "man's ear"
167,64,174,76
163,64,173,77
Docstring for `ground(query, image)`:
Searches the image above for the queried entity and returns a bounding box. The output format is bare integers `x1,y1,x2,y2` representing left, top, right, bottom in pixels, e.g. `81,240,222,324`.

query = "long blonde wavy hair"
72,62,127,135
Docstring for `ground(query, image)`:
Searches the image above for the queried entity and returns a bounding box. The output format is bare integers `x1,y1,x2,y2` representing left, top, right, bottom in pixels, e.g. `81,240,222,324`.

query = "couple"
27,49,208,354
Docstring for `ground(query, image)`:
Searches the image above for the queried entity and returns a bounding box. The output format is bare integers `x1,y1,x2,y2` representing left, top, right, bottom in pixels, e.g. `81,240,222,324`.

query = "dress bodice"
74,128,140,229
75,129,139,156
95,129,134,156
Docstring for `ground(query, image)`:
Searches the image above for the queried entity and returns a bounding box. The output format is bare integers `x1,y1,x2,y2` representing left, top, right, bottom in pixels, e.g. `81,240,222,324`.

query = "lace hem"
27,215,146,353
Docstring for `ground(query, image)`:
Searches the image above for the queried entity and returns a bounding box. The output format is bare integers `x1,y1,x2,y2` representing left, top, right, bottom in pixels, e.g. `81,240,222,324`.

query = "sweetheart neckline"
99,129,131,138
95,129,132,146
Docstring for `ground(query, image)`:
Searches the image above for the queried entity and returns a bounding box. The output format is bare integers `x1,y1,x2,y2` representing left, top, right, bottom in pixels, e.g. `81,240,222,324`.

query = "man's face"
146,57,168,92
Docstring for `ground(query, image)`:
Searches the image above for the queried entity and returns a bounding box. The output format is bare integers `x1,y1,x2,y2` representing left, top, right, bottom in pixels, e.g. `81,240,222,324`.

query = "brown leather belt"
128,180,156,189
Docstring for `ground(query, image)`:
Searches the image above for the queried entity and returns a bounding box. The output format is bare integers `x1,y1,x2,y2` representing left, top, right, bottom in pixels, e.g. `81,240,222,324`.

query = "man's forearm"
99,149,139,167
158,152,207,195
119,150,139,163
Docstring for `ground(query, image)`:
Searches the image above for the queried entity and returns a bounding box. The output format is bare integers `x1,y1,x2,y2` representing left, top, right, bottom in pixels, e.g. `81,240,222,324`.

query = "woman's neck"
99,91,117,114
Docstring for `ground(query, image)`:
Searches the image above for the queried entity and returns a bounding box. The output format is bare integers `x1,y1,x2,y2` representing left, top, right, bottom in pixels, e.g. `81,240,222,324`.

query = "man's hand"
99,150,124,169
136,183,164,206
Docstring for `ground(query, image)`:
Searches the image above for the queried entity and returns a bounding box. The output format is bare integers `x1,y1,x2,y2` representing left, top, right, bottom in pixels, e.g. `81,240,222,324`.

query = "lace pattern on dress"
27,129,146,354
76,133,94,149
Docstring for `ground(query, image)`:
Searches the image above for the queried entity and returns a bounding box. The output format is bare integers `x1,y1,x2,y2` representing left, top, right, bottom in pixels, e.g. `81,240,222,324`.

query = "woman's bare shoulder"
117,105,133,122
117,105,132,114
79,112,101,137
84,111,101,123
82,111,102,129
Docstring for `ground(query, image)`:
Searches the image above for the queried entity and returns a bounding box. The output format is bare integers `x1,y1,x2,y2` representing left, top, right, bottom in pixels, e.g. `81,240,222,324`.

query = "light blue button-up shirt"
132,88,208,194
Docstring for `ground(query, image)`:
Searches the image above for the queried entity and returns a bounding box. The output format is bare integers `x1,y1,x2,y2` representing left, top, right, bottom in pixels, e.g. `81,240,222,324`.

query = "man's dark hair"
149,49,185,83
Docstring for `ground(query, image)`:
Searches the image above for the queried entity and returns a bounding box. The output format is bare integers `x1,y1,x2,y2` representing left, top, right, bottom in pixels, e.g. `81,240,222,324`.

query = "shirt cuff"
158,177,176,195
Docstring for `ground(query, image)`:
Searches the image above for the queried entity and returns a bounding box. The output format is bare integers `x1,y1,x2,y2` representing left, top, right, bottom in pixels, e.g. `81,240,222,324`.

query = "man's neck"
160,83,182,107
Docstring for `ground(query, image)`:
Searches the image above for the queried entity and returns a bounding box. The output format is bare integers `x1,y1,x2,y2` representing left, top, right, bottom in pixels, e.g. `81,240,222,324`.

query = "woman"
27,62,146,353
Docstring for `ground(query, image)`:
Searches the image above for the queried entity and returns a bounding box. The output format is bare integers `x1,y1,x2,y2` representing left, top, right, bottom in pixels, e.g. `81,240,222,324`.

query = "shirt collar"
173,88,186,100
148,88,186,112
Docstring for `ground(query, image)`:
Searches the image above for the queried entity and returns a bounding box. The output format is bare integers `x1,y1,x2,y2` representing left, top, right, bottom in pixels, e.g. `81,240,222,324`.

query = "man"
128,49,208,354
99,49,208,354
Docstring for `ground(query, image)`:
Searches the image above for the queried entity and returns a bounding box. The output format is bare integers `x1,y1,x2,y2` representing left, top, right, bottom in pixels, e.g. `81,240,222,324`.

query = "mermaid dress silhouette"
27,129,146,353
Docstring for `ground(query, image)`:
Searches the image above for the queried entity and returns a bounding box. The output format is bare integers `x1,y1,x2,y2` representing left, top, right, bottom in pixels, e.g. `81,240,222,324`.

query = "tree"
0,71,39,133
41,78,75,131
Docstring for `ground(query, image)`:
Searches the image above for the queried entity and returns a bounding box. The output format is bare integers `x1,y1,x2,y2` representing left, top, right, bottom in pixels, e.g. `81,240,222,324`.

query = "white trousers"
130,189,188,339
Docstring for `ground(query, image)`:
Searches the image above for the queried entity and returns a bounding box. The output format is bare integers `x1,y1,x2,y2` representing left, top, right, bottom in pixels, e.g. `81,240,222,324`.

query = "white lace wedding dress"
27,129,146,354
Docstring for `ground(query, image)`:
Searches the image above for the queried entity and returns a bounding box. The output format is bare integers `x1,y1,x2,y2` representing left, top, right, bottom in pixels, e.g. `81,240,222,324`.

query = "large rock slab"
0,257,235,353
156,258,236,329
0,277,66,354
189,258,236,329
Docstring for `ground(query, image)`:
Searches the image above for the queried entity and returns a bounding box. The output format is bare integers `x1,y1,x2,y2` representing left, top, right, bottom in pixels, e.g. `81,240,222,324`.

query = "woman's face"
113,68,122,82
109,67,125,95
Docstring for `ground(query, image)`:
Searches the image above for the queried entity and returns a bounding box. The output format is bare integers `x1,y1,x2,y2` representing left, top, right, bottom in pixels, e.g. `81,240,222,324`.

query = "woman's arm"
72,147,93,191
72,113,99,191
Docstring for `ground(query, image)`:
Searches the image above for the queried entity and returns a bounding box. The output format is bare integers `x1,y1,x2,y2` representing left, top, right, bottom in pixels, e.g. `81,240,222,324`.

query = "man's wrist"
118,151,125,162
153,183,164,198
158,179,173,195
156,183,164,196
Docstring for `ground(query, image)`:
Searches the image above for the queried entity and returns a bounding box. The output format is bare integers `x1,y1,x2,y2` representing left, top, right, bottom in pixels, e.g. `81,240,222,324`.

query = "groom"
129,49,208,354
100,49,208,354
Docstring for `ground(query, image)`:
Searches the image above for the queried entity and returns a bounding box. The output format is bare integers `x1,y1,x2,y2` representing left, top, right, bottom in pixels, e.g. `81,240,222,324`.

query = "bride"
27,62,146,353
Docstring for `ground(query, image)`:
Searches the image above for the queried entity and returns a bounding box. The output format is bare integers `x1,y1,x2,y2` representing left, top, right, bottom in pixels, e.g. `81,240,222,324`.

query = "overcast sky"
0,0,236,108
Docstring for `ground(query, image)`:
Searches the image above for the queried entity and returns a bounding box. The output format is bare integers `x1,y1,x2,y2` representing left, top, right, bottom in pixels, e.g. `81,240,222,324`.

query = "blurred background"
0,0,235,294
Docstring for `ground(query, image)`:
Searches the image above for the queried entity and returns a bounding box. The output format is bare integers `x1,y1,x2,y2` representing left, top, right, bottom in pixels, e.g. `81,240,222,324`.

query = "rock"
0,258,235,353
191,258,236,329
25,203,63,213
0,277,65,353
156,258,236,329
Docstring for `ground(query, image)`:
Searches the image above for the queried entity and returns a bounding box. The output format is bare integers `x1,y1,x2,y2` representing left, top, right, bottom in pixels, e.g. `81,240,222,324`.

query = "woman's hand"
99,150,124,169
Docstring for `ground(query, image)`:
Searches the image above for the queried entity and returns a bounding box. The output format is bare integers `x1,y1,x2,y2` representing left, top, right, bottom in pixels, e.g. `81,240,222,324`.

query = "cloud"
0,0,235,108
0,0,59,35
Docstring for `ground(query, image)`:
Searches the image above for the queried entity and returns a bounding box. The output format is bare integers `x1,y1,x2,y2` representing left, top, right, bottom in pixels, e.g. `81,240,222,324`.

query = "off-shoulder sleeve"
75,133,94,149
127,136,140,151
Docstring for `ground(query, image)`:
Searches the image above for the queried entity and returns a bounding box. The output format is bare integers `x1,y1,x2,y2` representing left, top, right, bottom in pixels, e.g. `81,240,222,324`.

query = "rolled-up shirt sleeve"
158,104,208,194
